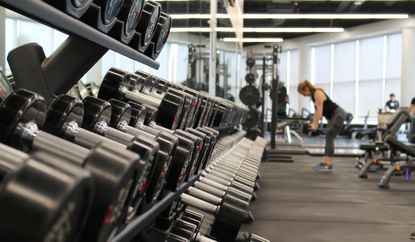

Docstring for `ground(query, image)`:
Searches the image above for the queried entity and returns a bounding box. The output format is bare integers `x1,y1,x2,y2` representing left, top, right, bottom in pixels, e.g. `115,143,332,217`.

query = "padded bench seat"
359,142,389,151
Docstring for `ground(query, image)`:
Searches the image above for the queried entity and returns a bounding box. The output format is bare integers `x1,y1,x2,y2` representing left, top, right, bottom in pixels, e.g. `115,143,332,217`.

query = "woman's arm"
311,90,326,130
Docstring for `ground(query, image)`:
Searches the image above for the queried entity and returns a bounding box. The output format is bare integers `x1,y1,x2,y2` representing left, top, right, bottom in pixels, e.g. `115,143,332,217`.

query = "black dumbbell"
174,130,203,181
131,1,161,52
179,210,219,242
128,101,147,128
169,218,218,242
83,0,125,33
115,0,145,43
0,144,93,242
135,72,199,130
98,68,184,130
45,94,152,221
145,12,172,59
108,99,178,203
0,89,138,242
81,96,172,211
180,193,246,242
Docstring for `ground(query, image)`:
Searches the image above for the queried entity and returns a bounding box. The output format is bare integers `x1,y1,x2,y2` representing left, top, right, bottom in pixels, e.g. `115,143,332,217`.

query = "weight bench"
377,136,415,189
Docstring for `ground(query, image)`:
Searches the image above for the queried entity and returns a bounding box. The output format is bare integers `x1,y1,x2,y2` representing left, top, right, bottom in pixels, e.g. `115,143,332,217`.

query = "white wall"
245,16,415,123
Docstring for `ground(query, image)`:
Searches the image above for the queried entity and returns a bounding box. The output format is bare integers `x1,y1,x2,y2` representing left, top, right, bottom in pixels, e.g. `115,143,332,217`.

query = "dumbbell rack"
113,174,201,241
0,0,158,68
0,1,206,241
0,0,159,104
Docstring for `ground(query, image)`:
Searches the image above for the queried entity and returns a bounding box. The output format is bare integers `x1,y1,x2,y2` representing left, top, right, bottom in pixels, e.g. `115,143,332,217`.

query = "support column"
297,45,310,111
0,7,6,73
208,0,217,96
401,27,415,105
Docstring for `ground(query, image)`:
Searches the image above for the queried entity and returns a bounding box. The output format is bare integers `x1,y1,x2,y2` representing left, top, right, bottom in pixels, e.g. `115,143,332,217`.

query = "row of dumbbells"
178,136,269,242
142,131,269,242
166,209,269,242
94,67,247,134
0,68,248,242
44,0,171,59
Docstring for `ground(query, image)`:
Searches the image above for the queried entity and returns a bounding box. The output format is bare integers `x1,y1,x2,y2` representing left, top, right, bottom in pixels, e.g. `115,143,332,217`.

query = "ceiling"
159,0,415,42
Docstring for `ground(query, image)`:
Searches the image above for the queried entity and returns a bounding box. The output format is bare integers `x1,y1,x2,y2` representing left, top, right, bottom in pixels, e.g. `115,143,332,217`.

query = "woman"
297,80,347,172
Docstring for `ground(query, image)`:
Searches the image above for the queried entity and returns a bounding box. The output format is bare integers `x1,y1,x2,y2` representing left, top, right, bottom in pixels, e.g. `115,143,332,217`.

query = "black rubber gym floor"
242,155,415,242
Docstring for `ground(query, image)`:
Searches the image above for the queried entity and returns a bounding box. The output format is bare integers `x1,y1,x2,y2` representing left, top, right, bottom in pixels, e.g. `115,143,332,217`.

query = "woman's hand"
309,122,318,131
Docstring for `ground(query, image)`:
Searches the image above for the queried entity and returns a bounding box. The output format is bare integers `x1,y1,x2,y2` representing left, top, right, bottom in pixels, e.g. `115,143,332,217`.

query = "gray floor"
242,155,415,242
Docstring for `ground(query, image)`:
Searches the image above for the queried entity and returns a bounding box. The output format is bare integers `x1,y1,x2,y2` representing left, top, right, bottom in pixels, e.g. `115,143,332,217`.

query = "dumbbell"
0,144,93,242
0,89,138,242
125,102,198,192
135,72,199,129
184,128,211,176
98,68,184,130
144,12,172,59
114,0,145,43
80,96,172,210
168,219,218,242
83,0,125,33
45,94,152,220
128,101,147,128
132,1,161,52
180,193,246,242
174,130,203,181
127,72,198,130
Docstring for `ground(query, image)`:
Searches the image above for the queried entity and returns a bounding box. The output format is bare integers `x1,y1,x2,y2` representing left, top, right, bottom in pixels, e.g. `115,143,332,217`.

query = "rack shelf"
112,174,201,242
0,0,159,69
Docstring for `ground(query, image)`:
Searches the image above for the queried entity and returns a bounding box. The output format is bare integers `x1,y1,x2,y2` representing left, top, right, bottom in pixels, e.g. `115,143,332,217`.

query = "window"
333,41,356,116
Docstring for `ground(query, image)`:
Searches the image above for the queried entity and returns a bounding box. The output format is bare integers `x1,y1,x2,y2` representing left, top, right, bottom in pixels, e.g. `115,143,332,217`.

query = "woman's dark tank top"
311,88,338,120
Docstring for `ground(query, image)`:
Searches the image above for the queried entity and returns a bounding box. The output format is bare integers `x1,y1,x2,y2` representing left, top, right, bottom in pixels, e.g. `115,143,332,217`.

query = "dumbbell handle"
197,235,217,242
32,130,88,166
187,187,222,205
123,88,161,107
180,193,218,214
104,125,137,145
194,181,226,197
63,120,125,150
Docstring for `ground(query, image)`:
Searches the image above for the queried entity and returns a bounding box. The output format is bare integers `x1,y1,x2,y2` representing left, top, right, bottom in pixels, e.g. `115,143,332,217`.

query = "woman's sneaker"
313,162,333,172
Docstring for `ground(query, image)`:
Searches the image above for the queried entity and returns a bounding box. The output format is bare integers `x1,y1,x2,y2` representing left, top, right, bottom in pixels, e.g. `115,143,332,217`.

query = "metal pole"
270,45,281,149
260,56,266,137
0,7,5,73
208,0,217,96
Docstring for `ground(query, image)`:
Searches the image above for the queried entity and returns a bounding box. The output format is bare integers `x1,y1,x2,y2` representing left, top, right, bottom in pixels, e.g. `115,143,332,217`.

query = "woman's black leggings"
325,107,347,156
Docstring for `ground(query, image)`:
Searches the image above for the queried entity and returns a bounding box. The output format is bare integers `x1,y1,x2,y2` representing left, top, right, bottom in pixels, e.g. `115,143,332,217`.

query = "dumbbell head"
246,57,255,68
108,99,132,129
0,89,46,150
170,219,197,241
128,101,147,127
117,0,145,37
100,0,125,25
245,72,256,84
143,104,158,125
145,12,172,59
135,1,161,50
44,95,84,140
81,96,112,133
0,144,93,242
98,67,135,102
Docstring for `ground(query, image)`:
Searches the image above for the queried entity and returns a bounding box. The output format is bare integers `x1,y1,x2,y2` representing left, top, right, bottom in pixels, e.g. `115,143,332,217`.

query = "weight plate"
243,108,259,129
245,73,256,84
103,0,125,24
246,57,255,68
136,1,161,49
239,85,260,106
117,0,145,37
